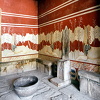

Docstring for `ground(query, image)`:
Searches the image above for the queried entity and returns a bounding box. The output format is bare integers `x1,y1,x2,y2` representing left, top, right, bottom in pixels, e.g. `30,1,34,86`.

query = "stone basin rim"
13,76,39,89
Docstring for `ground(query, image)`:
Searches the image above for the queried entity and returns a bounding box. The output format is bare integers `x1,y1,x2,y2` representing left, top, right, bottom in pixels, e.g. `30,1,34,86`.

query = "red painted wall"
0,0,38,53
38,0,100,52
0,0,38,33
38,0,100,74
39,0,100,32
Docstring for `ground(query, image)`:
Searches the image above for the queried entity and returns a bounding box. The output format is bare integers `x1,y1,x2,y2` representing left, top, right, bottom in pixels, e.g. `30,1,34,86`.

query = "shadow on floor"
71,79,80,90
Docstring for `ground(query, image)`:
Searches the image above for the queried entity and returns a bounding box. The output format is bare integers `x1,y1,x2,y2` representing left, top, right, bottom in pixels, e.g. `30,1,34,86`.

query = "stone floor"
0,70,94,100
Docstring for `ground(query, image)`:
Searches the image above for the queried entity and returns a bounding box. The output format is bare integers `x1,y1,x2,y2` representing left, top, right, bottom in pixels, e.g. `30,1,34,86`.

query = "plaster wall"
0,0,38,75
0,0,100,76
38,0,100,80
0,0,38,62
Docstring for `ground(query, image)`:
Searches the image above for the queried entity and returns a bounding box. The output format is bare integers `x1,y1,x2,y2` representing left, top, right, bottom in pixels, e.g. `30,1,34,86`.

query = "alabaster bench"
36,59,53,75
78,70,100,100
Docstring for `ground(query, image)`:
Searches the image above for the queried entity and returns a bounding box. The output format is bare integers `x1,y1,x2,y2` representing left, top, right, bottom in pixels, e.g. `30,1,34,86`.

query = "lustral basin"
13,76,39,97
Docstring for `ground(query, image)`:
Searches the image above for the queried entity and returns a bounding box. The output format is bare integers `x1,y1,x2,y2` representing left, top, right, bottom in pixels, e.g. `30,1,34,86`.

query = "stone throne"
50,26,71,87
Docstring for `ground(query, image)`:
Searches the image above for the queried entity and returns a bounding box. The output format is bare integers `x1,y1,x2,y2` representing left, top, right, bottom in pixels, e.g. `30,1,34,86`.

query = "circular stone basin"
13,76,39,97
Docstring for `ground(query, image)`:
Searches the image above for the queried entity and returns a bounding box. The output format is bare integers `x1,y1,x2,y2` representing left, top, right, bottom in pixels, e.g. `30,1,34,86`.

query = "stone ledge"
50,77,71,87
42,60,52,67
79,70,100,100
78,70,100,83
36,59,55,75
36,59,53,66
1,54,38,62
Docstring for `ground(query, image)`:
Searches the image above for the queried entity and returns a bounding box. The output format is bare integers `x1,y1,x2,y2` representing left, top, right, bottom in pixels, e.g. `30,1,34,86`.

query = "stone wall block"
0,59,37,76
1,62,18,76
31,61,36,70
6,62,17,75
88,80,100,100
80,77,88,94
37,62,45,73
44,66,49,74
22,60,36,72
0,66,7,76
36,59,53,75
78,70,100,82
87,72,100,83
79,70,100,100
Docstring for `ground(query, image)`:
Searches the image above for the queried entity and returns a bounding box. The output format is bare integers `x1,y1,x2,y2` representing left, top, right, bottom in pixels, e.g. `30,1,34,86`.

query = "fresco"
38,24,100,80
1,32,38,57
39,24,100,65
0,0,38,62
38,30,62,58
69,25,100,64
70,61,100,81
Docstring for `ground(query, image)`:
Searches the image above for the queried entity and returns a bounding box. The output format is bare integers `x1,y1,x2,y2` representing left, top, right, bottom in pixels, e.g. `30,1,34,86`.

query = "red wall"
38,0,100,75
39,0,100,32
39,0,100,53
1,0,38,34
0,0,38,52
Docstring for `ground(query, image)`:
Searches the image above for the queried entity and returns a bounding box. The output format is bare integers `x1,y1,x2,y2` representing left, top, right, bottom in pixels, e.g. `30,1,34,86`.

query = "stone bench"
36,59,53,75
78,70,100,100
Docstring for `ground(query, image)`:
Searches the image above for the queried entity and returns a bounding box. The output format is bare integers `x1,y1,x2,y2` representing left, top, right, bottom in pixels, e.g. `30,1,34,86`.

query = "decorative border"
71,60,100,66
2,53,38,62
39,0,78,18
1,23,38,28
38,53,60,61
1,12,38,28
1,12,38,19
39,5,100,27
